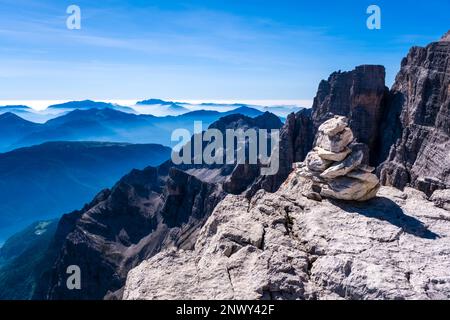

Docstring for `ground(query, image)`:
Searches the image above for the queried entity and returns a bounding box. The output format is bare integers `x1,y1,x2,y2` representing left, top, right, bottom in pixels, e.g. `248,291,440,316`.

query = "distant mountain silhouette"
135,99,190,114
47,100,135,113
136,98,173,105
0,105,56,124
0,105,32,112
0,141,171,243
199,102,247,107
0,113,42,151
46,108,153,127
0,106,35,120
223,106,264,118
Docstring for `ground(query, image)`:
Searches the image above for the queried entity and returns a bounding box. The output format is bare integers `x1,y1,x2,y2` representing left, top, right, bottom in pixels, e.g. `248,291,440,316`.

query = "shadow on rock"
331,197,440,240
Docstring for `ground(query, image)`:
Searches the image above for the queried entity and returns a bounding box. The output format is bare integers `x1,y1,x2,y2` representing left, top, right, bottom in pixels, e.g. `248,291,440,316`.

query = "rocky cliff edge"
124,168,450,300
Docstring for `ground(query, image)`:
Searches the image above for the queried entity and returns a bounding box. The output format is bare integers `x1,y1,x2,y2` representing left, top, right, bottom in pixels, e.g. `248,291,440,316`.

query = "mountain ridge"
0,141,171,243
32,112,283,300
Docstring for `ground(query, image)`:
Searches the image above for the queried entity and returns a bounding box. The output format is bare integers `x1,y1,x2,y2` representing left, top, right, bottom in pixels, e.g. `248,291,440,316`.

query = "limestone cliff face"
441,31,450,42
312,65,388,157
34,163,224,300
249,65,388,197
124,169,450,300
380,33,450,195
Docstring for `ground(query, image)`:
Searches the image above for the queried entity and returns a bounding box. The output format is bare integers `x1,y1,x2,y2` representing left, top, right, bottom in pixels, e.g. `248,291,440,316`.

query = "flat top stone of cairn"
318,115,348,136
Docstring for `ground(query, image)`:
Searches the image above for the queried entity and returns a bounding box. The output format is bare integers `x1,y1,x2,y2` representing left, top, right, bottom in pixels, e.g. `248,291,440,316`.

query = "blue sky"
0,0,448,103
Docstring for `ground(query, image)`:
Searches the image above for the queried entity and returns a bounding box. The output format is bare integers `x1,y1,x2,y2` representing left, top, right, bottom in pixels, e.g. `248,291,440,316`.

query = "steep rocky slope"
379,33,450,195
124,169,450,300
33,112,283,300
0,220,58,300
249,64,388,197
34,164,224,300
0,141,171,242
311,65,388,156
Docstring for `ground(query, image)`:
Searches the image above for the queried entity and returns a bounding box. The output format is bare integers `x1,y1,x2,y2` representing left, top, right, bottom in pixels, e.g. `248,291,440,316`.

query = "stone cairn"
295,116,380,202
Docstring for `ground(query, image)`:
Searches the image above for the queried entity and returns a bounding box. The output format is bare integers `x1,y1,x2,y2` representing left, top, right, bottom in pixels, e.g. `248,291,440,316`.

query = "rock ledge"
124,175,450,300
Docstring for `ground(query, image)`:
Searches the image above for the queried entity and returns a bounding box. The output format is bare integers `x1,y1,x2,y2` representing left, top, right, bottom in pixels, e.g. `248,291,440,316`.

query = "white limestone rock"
124,178,450,300
316,146,351,162
321,176,380,202
305,152,333,173
358,165,376,173
320,150,364,179
431,189,450,211
440,30,450,42
316,128,354,153
317,116,348,136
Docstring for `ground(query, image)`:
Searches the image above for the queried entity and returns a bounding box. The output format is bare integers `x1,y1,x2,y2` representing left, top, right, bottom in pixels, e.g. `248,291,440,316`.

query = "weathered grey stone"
301,117,379,201
379,32,450,196
318,116,348,136
358,165,376,173
431,189,450,211
320,150,364,179
249,64,391,197
303,191,323,202
316,147,351,162
305,152,333,173
320,176,380,202
347,169,379,184
316,128,354,153
441,31,450,42
124,174,450,300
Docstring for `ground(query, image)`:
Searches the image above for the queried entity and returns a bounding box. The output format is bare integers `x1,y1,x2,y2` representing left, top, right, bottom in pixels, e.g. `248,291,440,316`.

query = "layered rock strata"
379,32,450,195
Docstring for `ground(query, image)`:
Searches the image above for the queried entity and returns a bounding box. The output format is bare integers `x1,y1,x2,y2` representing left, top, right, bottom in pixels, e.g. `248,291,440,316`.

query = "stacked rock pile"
295,116,380,201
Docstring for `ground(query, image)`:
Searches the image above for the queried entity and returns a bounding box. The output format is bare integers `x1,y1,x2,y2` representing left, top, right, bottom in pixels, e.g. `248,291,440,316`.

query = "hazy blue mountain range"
180,102,303,118
0,106,267,152
1,99,303,123
1,101,135,123
0,141,171,243
0,105,38,121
